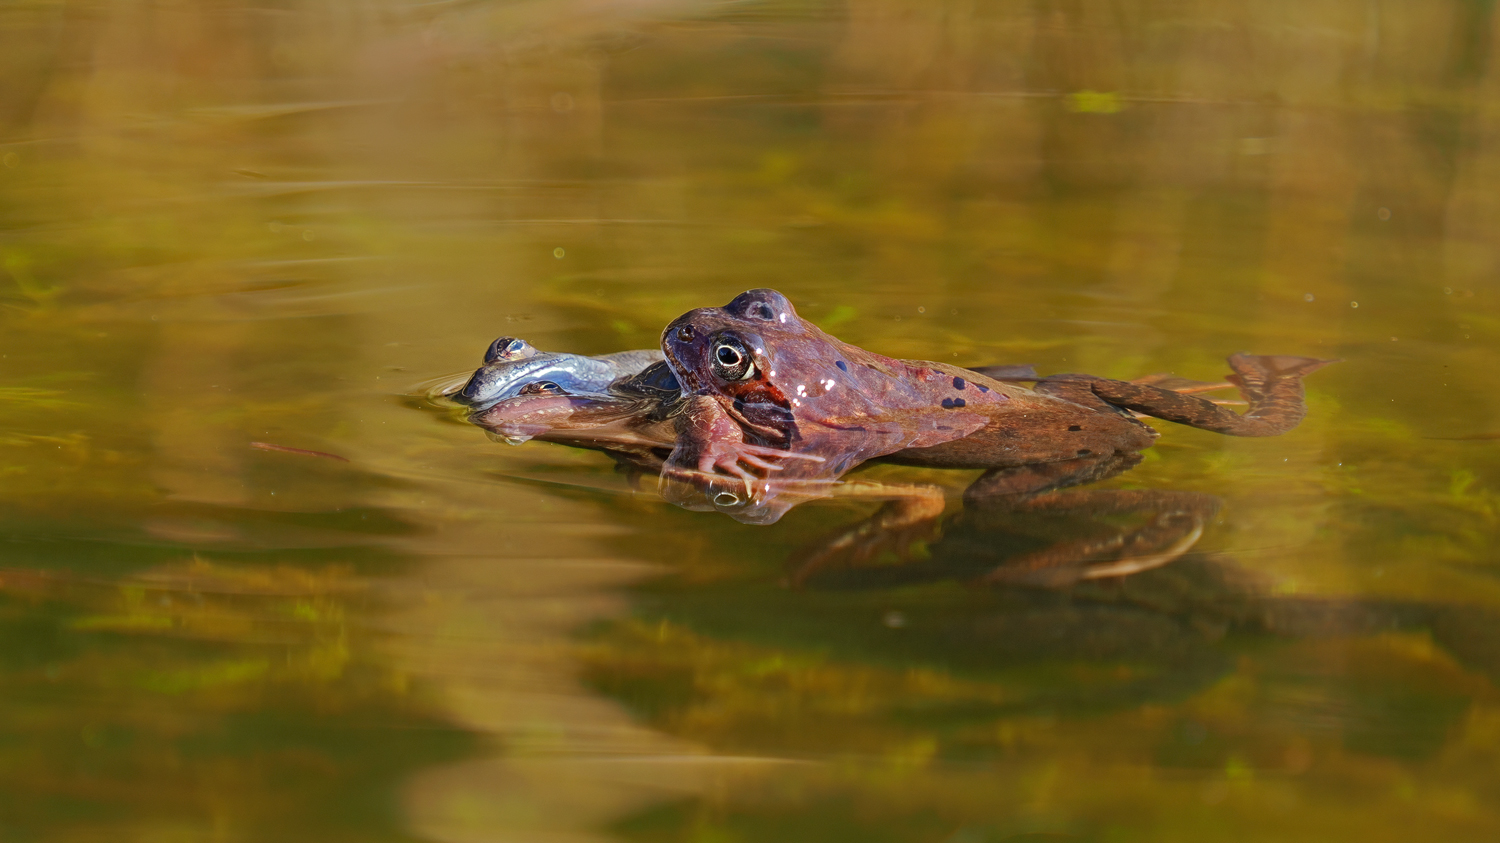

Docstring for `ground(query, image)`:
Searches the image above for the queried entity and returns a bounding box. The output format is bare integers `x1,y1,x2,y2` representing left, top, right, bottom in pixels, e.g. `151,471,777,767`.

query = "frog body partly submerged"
454,336,663,411
456,290,1332,526
658,289,1334,521
452,295,1332,581
461,338,1043,473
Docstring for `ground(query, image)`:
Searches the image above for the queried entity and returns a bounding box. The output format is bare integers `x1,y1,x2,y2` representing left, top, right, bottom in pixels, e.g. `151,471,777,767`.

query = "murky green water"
4,1,1500,841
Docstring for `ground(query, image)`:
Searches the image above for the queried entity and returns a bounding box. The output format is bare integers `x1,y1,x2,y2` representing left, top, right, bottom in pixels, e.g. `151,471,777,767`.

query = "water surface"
3,2,1500,841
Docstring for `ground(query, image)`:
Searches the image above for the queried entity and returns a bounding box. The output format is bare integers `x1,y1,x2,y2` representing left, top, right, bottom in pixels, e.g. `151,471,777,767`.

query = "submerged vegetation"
1,0,1499,840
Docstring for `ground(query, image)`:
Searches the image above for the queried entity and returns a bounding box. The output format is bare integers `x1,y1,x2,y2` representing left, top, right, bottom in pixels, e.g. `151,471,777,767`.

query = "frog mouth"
473,390,648,439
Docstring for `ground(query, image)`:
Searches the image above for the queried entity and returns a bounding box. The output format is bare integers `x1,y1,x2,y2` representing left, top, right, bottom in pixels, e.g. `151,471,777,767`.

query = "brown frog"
460,330,1292,584
659,289,1334,524
466,343,1045,474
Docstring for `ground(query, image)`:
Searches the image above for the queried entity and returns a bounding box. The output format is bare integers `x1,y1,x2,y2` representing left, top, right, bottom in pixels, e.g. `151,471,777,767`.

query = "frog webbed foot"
1225,353,1338,407
665,439,825,490
667,393,825,488
659,434,830,524
1083,353,1338,437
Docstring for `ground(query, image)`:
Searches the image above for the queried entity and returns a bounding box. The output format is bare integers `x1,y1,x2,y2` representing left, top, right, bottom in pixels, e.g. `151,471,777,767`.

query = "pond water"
4,1,1500,841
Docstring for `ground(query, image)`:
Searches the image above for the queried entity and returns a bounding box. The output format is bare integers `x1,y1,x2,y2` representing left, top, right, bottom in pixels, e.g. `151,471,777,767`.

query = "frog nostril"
676,325,695,342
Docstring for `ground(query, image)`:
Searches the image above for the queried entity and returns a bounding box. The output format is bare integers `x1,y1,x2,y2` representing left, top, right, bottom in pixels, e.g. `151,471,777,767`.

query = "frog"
658,288,1335,524
462,338,1049,473
452,335,664,411
465,350,684,472
457,330,1281,584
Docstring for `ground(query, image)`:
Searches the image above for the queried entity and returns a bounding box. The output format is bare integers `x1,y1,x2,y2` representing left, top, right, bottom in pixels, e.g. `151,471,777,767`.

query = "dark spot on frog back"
940,397,967,409
836,360,848,373
953,376,966,390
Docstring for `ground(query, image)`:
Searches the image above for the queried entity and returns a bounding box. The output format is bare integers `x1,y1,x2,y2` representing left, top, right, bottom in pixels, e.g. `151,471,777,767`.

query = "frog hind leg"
962,451,1144,505
975,489,1222,588
1086,353,1337,437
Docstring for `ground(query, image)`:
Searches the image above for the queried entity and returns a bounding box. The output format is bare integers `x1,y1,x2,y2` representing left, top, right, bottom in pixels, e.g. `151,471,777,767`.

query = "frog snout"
456,369,498,403
663,308,722,349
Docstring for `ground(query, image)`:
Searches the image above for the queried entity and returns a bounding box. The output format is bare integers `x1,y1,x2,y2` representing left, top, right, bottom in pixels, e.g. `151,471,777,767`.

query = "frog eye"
518,381,564,396
710,337,756,381
726,289,793,322
485,337,535,364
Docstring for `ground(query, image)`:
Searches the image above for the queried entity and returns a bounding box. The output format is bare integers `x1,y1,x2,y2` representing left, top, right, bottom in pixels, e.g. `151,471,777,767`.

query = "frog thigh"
962,452,1143,504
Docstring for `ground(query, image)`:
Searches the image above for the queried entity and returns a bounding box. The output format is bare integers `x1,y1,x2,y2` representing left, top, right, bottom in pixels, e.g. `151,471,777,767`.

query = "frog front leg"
664,394,823,487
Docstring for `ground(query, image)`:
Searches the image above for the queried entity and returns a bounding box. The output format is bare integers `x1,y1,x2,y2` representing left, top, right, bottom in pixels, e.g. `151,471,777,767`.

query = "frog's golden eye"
518,381,565,396
710,337,756,381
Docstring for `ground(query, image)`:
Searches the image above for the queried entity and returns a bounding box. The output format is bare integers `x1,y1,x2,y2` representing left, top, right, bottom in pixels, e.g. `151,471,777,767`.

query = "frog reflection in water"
459,289,1333,585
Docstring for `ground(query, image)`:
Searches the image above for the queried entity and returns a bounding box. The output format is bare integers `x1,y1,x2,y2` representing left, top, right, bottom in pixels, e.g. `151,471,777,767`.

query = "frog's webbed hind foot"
1089,353,1337,437
1226,352,1337,406
1218,353,1338,435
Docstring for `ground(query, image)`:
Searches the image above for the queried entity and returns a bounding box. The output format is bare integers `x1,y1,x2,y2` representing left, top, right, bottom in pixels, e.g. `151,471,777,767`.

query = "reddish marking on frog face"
716,372,788,407
662,308,803,446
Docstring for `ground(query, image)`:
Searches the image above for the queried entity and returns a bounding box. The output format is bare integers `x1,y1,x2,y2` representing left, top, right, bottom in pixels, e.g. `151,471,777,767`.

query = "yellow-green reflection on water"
3,1,1500,841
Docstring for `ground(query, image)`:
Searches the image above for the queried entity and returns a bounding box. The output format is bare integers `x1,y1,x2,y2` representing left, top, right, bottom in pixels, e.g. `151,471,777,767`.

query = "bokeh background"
3,1,1500,841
